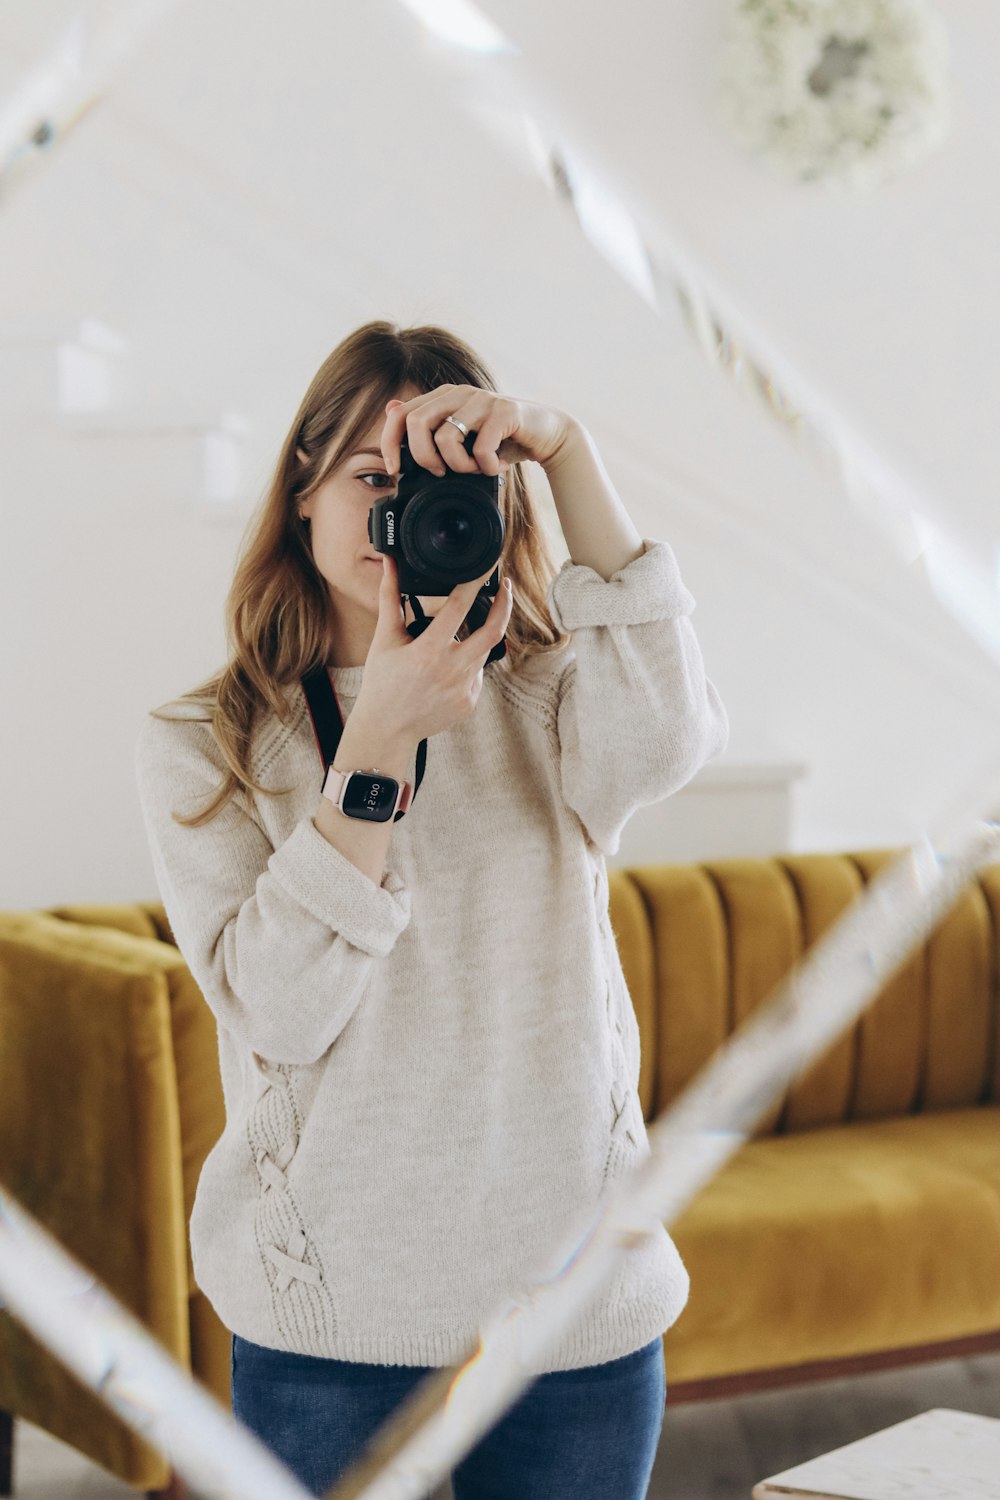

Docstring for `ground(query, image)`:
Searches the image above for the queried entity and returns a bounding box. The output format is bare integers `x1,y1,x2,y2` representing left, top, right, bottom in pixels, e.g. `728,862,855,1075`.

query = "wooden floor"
10,1350,1000,1498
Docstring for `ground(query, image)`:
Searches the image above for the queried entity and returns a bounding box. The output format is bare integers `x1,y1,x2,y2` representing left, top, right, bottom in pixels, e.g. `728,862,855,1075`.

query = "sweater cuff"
546,537,696,631
267,814,412,958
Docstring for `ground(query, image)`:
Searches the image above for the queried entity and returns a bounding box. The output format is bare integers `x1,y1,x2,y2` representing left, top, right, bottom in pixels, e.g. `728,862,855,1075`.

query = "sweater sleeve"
546,536,729,858
133,711,412,1067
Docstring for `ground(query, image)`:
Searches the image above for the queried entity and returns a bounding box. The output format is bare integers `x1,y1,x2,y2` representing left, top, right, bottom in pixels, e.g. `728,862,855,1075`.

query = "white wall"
2,0,998,909
3,318,996,907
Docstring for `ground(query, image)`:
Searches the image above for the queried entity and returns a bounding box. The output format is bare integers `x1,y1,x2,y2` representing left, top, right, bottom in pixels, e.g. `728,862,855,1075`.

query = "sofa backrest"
50,846,1000,1140
609,848,1000,1137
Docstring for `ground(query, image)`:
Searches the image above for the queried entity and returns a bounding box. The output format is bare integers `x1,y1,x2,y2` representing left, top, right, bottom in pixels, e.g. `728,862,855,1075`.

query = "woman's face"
297,382,423,666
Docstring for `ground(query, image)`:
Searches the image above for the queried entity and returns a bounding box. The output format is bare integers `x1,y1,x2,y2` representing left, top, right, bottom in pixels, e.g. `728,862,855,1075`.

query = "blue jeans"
230,1331,667,1499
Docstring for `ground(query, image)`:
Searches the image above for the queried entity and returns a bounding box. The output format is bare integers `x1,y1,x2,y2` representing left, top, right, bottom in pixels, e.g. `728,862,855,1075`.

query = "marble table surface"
752,1407,1000,1500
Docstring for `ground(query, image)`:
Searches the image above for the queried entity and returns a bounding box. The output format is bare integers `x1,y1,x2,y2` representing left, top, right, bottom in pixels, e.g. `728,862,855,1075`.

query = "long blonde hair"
150,319,572,826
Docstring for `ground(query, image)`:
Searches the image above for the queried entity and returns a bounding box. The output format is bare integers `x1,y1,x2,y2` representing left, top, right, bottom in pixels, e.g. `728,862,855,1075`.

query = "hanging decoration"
717,0,952,189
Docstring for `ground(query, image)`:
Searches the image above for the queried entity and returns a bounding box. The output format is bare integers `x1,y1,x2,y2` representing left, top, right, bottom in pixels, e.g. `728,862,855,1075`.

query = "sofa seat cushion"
664,1105,1000,1383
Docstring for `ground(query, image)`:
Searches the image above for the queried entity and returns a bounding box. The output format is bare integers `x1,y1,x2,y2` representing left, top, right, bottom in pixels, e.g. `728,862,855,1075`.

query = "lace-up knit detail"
248,1053,338,1352
595,861,639,1187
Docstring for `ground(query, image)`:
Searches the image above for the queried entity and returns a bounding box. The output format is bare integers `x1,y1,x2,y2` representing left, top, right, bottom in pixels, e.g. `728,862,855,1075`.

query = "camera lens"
432,508,473,553
402,484,504,583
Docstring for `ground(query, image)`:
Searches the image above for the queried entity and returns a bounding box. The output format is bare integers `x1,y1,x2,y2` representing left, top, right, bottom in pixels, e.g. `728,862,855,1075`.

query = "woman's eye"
359,472,396,490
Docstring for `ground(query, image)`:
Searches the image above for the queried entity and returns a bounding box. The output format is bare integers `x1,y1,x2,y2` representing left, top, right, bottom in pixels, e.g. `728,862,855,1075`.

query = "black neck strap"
300,664,427,821
299,585,506,821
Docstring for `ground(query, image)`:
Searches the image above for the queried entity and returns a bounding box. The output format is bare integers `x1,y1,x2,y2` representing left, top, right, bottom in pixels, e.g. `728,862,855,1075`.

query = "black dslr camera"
368,426,507,662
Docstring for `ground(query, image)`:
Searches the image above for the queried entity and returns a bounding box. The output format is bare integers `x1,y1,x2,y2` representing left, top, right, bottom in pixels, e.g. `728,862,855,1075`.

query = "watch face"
342,772,398,822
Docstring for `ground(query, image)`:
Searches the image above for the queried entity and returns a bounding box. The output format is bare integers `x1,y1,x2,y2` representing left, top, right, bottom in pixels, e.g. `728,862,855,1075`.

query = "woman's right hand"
351,554,514,746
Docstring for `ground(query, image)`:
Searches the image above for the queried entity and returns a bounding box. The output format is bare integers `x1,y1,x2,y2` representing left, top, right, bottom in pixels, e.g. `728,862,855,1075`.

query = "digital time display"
342,773,398,822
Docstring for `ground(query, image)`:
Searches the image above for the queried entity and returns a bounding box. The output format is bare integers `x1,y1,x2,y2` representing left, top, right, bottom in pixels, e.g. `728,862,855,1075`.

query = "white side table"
753,1407,1000,1500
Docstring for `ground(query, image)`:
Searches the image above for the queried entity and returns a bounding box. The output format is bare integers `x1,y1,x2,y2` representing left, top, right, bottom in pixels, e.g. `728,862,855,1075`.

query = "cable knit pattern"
247,1054,338,1353
134,534,726,1372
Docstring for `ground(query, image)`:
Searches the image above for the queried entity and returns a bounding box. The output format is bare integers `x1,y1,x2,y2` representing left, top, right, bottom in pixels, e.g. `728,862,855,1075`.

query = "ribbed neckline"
326,665,366,696
319,648,518,702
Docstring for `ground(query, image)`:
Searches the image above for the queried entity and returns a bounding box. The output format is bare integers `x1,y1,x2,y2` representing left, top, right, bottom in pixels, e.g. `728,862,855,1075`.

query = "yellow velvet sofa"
1,846,999,1496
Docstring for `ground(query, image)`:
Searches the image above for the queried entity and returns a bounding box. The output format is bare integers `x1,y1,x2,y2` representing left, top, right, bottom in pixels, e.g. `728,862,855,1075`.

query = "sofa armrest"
40,905,220,1296
47,901,176,947
0,911,192,1486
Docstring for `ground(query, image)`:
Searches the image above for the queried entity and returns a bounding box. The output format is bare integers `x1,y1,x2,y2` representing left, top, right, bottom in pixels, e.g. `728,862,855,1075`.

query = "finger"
381,406,411,477
420,567,498,644
406,408,448,477
454,579,514,668
434,416,480,474
396,388,480,477
375,555,406,635
470,410,513,476
381,395,433,475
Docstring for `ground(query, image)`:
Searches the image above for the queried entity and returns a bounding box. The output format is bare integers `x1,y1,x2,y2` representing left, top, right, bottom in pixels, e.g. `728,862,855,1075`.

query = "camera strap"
299,586,504,820
300,662,427,820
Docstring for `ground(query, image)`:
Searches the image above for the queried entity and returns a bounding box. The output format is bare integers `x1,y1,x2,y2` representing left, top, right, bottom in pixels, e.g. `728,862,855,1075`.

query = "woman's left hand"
380,385,577,479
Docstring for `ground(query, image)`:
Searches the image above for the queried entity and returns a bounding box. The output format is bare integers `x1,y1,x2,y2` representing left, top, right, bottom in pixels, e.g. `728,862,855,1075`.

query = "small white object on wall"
0,315,128,421
57,318,129,415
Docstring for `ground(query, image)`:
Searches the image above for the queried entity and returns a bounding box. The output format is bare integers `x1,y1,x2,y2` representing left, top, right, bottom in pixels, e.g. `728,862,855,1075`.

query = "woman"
134,319,729,1498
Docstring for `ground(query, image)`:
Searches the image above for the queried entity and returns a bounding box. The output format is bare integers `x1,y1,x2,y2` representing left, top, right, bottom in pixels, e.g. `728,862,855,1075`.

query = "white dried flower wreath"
717,0,952,189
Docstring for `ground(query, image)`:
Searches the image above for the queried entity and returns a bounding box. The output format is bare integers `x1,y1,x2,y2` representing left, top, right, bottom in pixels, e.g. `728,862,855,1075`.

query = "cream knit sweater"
134,536,729,1374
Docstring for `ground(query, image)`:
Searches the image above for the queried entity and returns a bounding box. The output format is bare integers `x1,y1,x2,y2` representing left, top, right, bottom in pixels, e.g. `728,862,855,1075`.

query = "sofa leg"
0,1409,12,1497
145,1470,187,1500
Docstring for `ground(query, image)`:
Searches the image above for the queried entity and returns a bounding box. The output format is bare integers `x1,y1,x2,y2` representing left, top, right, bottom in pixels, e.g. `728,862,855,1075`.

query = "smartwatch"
321,763,414,822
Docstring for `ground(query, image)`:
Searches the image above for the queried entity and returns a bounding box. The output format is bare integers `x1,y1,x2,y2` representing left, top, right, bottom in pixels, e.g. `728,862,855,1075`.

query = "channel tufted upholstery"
0,846,998,1490
609,848,1000,1393
0,905,226,1494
